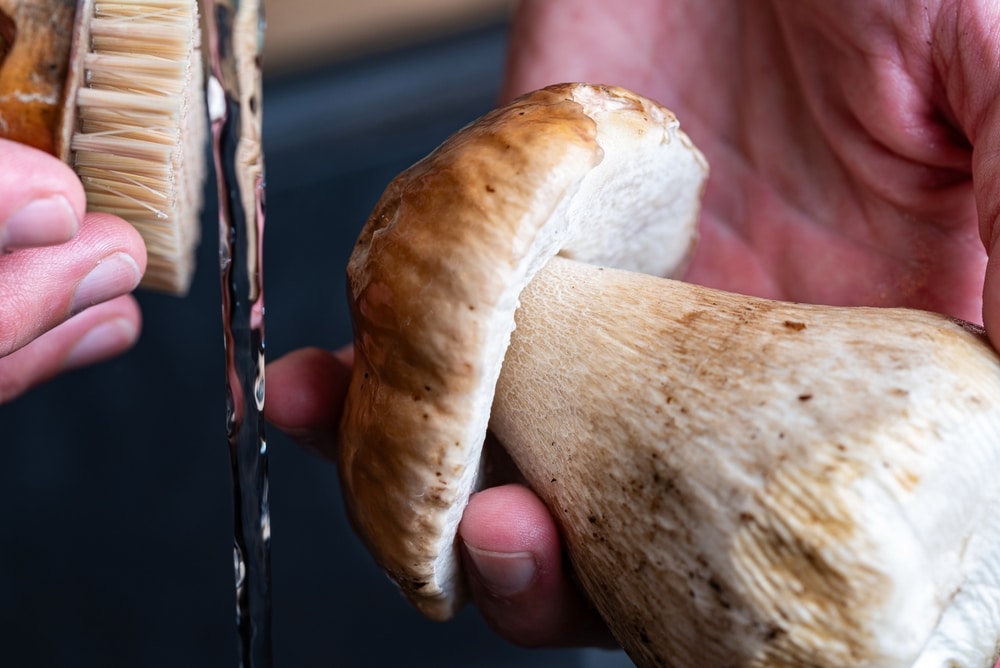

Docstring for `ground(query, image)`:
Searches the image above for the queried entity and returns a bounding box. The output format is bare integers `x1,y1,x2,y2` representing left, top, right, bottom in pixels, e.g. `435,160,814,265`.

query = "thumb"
458,484,617,649
0,139,85,251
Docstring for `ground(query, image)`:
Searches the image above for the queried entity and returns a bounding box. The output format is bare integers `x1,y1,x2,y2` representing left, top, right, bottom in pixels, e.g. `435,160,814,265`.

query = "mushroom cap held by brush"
337,83,708,620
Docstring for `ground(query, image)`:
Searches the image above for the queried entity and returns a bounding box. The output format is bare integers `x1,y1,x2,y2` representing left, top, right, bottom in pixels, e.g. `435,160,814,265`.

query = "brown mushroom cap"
338,83,708,619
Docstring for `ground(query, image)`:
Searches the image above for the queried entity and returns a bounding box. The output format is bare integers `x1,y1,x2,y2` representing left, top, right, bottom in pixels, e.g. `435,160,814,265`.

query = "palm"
503,0,995,324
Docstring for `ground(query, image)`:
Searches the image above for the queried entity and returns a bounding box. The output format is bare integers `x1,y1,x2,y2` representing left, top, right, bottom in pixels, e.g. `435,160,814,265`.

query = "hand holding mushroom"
263,1,1000,663
328,82,1000,667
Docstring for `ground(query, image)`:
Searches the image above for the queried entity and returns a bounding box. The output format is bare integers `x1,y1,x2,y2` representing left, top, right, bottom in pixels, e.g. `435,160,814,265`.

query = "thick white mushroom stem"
491,256,1000,668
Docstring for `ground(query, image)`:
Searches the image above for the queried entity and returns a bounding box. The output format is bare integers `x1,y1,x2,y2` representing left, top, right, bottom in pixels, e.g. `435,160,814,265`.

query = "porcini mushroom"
338,83,1000,668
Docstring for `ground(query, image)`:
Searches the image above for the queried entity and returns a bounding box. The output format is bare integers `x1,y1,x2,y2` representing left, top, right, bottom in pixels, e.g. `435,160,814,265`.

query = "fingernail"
71,253,142,314
2,196,80,250
464,545,537,598
61,318,138,371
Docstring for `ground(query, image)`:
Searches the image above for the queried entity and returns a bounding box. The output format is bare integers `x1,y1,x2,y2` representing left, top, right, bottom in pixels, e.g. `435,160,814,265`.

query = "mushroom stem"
491,256,1000,668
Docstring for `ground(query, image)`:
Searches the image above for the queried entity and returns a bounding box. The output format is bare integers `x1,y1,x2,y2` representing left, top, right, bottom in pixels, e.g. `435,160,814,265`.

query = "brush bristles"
71,0,206,295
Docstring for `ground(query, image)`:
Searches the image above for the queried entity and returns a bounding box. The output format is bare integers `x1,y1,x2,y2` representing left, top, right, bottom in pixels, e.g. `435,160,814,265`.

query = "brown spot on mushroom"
680,310,706,326
896,470,920,492
783,320,807,331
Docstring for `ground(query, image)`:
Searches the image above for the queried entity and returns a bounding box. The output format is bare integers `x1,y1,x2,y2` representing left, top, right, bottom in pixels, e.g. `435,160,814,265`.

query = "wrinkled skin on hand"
505,0,998,329
267,0,1000,657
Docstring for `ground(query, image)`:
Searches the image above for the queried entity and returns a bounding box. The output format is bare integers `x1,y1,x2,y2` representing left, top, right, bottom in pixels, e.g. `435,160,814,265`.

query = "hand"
505,0,996,327
267,0,1000,651
0,139,147,403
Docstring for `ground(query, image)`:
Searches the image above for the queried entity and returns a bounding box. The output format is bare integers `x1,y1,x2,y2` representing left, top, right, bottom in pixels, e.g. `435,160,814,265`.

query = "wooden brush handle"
0,0,78,155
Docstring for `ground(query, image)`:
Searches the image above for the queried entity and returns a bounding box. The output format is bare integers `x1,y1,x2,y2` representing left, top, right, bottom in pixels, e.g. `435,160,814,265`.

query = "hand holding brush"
0,0,204,402
0,0,206,295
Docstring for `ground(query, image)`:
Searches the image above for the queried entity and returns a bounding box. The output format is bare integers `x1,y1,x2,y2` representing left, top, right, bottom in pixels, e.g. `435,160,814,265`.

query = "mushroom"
338,83,1000,668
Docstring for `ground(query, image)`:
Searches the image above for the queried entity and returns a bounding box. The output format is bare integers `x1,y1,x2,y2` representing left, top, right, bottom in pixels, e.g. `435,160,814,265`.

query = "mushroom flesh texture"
338,83,1000,668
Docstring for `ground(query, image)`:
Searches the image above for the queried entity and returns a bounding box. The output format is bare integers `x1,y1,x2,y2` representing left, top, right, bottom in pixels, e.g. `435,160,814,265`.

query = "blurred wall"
264,0,517,75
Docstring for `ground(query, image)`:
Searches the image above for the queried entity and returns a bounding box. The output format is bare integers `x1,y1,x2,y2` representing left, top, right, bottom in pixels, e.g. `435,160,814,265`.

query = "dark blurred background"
0,2,634,666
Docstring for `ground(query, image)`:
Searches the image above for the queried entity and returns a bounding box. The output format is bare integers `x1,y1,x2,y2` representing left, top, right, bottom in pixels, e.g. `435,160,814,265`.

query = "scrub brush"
0,0,206,295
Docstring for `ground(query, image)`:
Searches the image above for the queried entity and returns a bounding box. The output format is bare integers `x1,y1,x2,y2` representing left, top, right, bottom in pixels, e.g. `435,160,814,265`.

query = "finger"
979,124,1000,344
263,345,353,459
0,295,140,404
934,3,1000,343
0,211,147,358
0,138,86,250
459,483,618,649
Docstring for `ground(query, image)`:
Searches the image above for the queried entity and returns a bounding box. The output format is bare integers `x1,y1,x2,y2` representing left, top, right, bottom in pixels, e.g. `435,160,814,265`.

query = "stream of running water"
204,1,271,666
